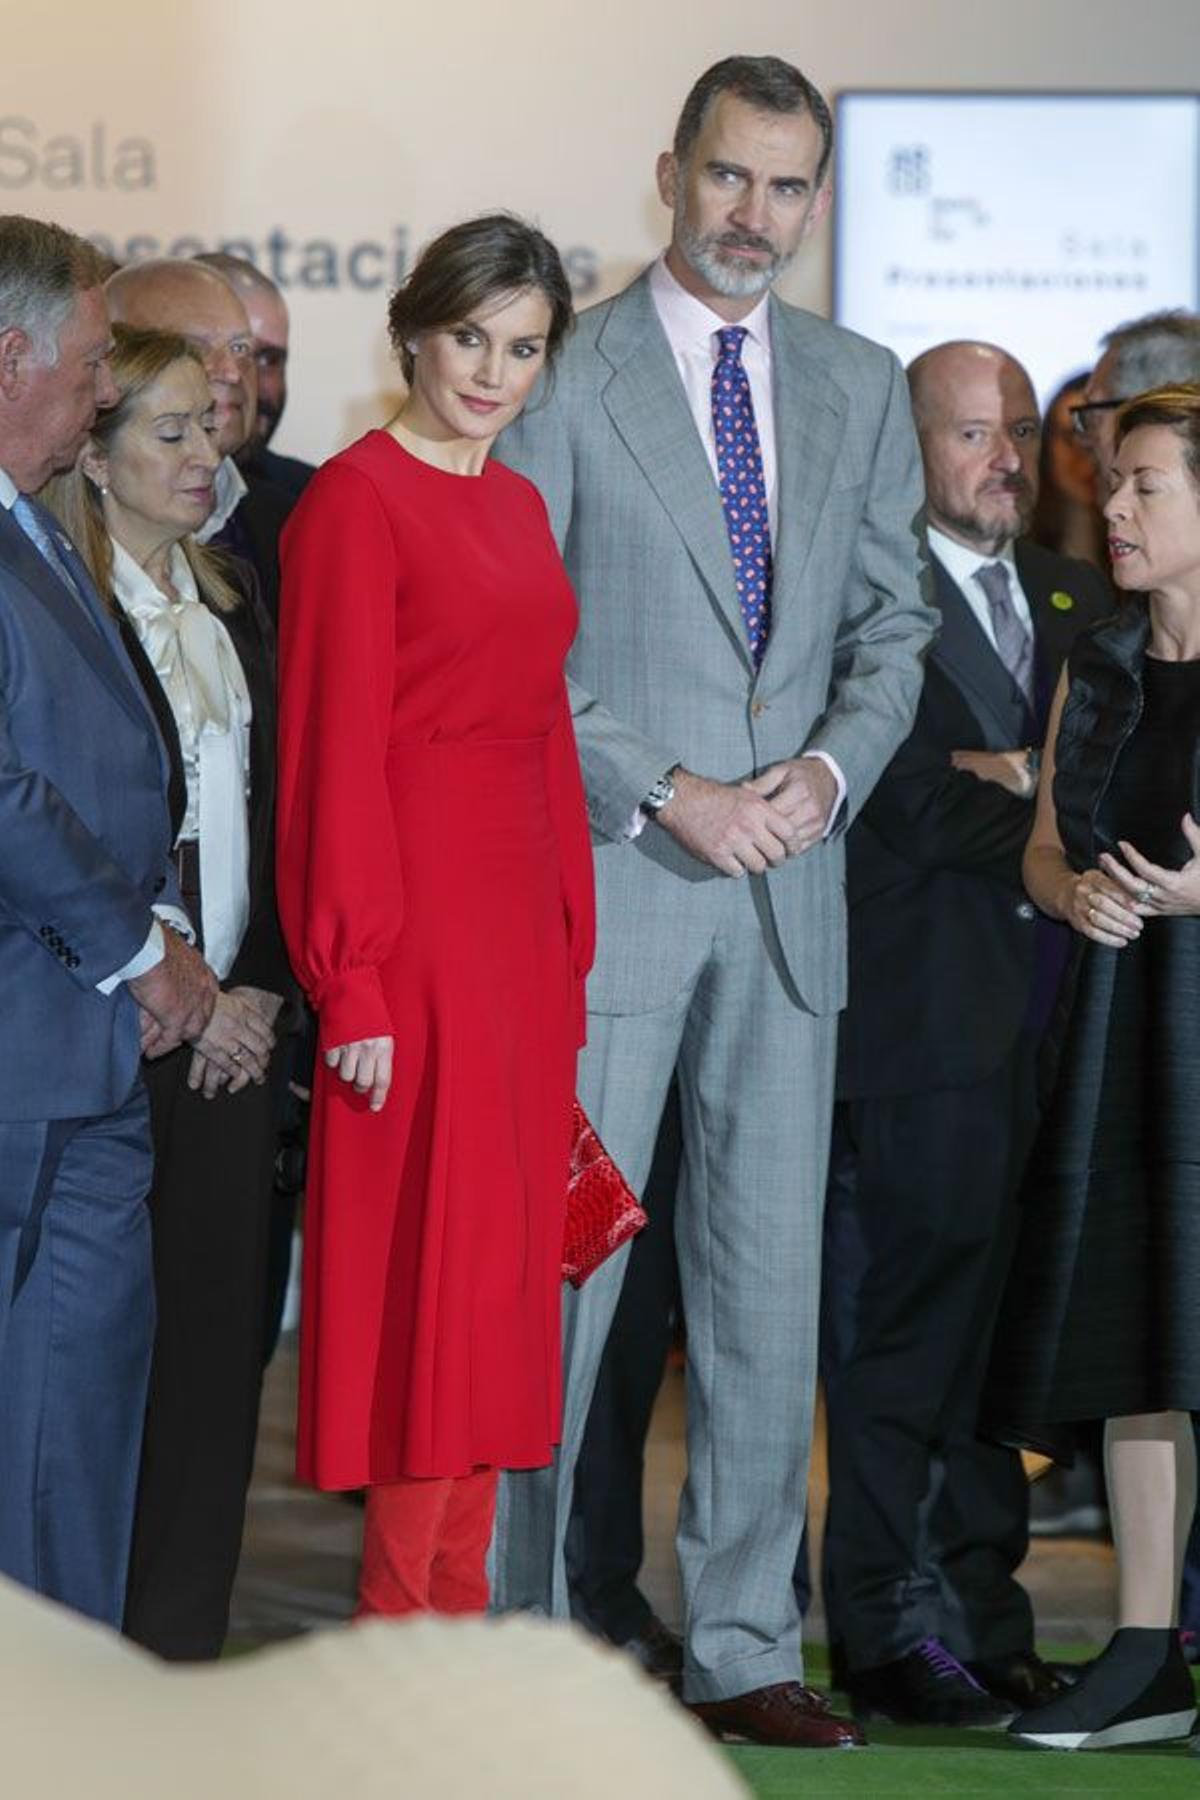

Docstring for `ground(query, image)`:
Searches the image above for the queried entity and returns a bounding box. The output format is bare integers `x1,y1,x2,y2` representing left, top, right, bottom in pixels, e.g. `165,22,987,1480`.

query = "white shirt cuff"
97,919,165,995
153,902,196,944
802,751,847,839
95,904,197,996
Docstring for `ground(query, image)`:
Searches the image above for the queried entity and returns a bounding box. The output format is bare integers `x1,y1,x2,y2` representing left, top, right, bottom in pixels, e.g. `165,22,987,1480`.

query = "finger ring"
1138,884,1155,905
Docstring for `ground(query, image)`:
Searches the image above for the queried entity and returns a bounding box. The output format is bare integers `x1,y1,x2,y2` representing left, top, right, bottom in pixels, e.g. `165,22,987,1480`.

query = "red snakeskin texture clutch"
562,1098,648,1288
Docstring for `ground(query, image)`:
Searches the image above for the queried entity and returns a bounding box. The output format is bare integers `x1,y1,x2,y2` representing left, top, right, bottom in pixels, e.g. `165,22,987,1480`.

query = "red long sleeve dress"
276,431,595,1488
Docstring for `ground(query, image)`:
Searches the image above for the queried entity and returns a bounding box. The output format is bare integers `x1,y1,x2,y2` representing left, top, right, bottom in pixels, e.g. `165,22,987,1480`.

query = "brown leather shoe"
689,1681,866,1748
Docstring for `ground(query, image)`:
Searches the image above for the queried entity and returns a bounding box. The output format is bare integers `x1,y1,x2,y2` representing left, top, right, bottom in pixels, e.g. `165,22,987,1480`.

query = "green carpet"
722,1650,1198,1797
726,1728,1196,1797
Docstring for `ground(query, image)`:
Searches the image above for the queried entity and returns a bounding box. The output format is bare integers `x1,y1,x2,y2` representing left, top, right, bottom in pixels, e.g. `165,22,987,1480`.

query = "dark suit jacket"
218,568,291,996
837,539,1112,1100
243,445,315,503
211,474,296,626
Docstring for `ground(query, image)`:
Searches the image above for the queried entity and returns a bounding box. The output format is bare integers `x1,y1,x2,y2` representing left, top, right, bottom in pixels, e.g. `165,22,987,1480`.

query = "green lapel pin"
1050,591,1074,612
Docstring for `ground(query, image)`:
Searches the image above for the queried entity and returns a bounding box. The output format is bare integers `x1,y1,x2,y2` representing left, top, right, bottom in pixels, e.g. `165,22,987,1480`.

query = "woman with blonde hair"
45,323,290,1659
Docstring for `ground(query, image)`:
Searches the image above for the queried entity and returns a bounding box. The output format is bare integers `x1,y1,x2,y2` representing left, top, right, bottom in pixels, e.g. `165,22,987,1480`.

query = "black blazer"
119,555,292,1000
837,540,1112,1101
211,473,296,626
243,444,316,503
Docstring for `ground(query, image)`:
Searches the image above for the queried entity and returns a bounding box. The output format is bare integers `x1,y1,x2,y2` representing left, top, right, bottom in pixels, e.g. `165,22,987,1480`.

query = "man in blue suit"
0,215,232,1625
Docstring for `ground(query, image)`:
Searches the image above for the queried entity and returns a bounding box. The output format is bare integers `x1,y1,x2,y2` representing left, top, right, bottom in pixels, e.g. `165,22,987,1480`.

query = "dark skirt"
984,917,1200,1455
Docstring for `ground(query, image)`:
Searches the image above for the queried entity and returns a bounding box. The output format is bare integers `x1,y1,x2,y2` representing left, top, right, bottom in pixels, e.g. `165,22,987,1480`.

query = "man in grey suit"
0,216,239,1624
489,58,936,1747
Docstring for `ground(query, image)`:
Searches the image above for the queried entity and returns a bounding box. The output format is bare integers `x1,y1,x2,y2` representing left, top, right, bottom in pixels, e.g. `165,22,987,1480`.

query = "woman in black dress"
987,385,1200,1751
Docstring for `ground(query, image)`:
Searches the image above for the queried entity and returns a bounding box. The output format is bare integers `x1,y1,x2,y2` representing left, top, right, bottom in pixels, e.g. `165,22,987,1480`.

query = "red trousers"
356,1469,499,1617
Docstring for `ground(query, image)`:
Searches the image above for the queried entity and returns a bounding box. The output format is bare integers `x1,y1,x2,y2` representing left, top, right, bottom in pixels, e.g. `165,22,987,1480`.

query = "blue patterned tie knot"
711,326,772,667
12,495,90,614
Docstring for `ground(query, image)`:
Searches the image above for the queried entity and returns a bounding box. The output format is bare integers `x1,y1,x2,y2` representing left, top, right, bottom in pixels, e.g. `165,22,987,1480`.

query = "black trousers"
566,1083,682,1642
123,1039,286,1659
822,1051,1038,1672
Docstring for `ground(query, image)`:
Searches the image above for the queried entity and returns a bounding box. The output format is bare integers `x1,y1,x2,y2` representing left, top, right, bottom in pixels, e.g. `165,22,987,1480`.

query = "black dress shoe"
847,1637,1016,1728
1009,1627,1197,1751
608,1614,683,1681
965,1649,1074,1709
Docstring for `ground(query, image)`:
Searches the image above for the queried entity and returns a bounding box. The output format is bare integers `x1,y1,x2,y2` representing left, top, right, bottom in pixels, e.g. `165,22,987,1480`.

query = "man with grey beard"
489,55,936,1749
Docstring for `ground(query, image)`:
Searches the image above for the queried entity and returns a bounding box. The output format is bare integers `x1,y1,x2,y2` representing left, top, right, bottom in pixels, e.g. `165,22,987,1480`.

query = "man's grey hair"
0,216,107,364
1103,309,1200,396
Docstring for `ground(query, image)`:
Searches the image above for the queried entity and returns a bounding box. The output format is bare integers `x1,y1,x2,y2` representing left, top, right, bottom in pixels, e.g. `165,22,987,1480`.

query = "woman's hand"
1062,866,1146,947
324,1036,393,1112
186,989,276,1097
1100,813,1200,919
232,985,286,1029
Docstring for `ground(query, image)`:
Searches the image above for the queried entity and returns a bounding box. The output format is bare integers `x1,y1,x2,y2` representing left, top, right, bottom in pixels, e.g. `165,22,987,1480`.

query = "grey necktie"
975,560,1034,707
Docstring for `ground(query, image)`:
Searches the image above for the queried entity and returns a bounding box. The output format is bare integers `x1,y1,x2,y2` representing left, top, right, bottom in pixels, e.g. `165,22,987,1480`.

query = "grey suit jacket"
498,270,937,1017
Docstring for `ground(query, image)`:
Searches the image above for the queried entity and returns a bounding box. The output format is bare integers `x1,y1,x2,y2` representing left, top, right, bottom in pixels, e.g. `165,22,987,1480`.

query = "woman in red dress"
276,216,594,1615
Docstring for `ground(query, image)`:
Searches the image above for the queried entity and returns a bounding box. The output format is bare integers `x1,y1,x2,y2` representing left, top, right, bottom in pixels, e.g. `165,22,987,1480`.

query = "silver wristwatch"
640,767,677,820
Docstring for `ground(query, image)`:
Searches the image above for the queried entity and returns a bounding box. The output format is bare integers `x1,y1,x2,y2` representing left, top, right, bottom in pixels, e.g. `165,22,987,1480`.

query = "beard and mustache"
942,474,1036,551
673,211,797,300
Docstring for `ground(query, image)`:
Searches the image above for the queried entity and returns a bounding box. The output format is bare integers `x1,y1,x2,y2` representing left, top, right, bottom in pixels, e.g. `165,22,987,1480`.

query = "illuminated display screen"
834,91,1200,401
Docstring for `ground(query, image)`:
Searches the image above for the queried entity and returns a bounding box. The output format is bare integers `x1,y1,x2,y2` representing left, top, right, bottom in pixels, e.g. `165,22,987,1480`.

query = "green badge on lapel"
1050,591,1075,612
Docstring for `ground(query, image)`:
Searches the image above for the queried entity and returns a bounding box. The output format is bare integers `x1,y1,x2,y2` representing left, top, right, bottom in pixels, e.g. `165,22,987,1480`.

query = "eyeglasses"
1069,398,1126,438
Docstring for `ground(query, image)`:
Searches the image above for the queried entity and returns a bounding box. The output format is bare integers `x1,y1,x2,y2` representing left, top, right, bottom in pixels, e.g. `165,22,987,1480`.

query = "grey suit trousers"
491,875,835,1703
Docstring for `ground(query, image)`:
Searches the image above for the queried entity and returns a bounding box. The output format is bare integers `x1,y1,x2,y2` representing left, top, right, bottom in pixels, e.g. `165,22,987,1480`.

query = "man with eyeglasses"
1073,309,1200,474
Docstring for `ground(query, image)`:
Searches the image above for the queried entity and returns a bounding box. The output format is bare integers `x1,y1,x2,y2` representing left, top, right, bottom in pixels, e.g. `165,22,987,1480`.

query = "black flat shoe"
847,1637,1015,1728
1009,1627,1197,1751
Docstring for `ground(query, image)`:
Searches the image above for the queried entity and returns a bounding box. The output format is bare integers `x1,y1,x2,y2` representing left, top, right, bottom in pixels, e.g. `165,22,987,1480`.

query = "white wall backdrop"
7,0,1197,459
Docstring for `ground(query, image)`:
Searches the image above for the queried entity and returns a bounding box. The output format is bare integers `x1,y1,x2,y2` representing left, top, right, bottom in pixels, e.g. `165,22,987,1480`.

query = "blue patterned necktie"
711,325,773,667
12,494,94,621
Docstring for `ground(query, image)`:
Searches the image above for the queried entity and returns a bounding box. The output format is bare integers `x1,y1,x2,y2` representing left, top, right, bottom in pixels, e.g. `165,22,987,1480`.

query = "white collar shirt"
927,525,1034,655
110,537,252,979
196,455,248,544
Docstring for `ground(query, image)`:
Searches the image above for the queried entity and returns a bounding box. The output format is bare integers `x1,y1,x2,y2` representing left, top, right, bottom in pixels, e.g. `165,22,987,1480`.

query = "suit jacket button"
67,954,80,970
1016,901,1036,921
751,700,767,718
153,876,166,895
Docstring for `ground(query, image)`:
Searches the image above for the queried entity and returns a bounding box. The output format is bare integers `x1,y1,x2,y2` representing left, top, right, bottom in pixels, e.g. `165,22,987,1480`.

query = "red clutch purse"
562,1098,648,1288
